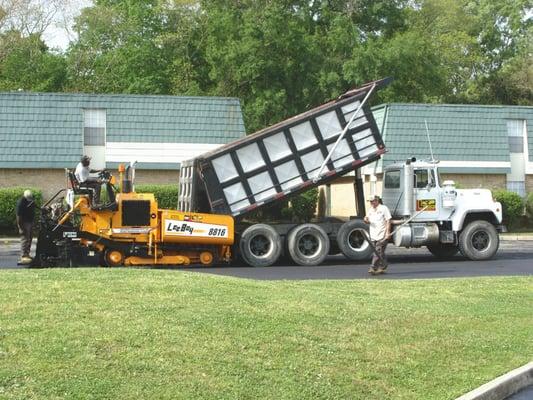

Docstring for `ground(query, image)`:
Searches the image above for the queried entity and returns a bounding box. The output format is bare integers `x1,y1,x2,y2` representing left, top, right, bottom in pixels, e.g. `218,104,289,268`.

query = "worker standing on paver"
16,189,35,265
364,195,392,275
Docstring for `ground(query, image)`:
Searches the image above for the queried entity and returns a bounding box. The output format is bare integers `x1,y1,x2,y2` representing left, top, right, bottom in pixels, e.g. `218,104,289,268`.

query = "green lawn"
0,270,531,400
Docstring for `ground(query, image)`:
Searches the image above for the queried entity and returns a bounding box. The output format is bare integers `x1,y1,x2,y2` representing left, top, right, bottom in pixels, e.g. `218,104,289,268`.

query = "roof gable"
374,103,533,172
0,92,245,168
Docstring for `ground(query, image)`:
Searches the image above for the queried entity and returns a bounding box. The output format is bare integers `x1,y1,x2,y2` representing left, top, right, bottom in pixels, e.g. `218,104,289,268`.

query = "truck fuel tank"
393,223,439,247
160,211,234,245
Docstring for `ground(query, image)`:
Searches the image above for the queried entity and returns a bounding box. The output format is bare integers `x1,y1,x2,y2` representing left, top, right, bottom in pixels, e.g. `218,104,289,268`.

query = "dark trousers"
371,239,388,269
20,222,33,258
80,179,101,204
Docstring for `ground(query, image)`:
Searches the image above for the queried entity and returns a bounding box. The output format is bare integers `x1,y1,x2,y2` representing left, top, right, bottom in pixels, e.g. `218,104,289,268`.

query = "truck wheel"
458,220,499,261
239,224,282,267
287,224,330,266
427,243,459,259
336,220,373,261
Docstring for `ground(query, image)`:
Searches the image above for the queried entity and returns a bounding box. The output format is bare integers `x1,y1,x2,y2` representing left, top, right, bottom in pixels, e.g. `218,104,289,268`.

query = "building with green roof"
0,92,245,198
330,103,533,216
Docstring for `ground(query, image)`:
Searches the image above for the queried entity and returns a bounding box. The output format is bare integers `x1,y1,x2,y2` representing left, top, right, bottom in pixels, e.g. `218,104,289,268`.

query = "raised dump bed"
178,78,390,267
179,78,390,218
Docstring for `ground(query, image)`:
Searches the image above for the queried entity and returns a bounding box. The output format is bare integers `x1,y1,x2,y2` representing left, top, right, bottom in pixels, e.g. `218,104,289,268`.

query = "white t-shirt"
75,162,90,183
367,204,392,241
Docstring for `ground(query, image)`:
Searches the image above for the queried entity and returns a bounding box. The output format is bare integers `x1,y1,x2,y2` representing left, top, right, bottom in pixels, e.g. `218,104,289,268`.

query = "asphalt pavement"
1,238,532,280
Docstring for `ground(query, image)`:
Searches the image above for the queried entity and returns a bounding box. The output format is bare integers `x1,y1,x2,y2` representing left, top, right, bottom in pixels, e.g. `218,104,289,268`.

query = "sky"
41,0,92,51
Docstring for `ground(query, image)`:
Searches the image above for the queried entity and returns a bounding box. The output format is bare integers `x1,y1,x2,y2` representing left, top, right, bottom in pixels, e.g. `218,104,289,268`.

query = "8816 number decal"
208,228,227,237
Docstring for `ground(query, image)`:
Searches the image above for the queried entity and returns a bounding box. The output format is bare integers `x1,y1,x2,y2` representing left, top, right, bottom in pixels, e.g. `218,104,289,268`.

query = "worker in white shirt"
74,155,103,205
363,195,392,275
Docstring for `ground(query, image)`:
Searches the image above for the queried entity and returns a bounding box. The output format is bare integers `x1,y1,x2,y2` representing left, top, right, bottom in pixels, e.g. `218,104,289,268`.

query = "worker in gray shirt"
16,190,35,265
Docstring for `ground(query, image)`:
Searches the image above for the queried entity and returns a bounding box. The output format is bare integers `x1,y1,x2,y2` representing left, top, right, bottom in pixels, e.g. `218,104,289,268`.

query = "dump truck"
34,78,388,267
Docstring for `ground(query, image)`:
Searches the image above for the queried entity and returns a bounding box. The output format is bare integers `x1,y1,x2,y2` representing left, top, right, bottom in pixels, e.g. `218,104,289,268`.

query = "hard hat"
23,189,33,199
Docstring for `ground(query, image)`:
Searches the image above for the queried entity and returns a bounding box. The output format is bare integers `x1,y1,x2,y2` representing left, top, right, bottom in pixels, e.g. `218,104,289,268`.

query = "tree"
0,30,66,91
67,0,174,94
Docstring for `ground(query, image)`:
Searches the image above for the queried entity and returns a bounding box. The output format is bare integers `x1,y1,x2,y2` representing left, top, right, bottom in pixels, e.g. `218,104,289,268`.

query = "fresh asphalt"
1,238,532,280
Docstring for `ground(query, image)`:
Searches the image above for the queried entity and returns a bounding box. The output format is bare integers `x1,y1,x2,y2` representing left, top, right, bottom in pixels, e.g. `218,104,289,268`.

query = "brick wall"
440,173,506,190
0,168,179,200
0,169,66,199
134,170,179,186
526,176,533,194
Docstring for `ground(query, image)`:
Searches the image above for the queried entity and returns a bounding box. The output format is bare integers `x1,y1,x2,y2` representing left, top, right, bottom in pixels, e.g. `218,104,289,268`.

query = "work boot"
17,256,32,265
368,267,378,275
376,267,387,274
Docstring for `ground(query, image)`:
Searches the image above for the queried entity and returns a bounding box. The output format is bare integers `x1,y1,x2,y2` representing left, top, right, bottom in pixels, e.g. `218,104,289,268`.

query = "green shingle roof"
374,103,533,173
0,92,245,169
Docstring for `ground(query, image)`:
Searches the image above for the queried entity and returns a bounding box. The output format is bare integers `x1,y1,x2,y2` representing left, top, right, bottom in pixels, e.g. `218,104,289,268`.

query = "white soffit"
106,142,221,164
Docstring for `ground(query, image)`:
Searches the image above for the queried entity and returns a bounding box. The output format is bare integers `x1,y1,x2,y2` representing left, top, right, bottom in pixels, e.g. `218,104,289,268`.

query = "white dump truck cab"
381,158,503,260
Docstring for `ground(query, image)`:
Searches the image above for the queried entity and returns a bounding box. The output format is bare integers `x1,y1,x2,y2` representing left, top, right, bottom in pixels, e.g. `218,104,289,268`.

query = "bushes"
135,184,179,209
245,188,319,223
290,188,319,222
0,187,42,234
492,190,524,229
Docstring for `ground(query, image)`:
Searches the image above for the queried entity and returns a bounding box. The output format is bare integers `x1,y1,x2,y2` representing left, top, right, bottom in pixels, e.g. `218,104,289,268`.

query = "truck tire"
287,224,330,266
239,224,282,267
336,220,373,261
427,243,459,259
458,220,499,261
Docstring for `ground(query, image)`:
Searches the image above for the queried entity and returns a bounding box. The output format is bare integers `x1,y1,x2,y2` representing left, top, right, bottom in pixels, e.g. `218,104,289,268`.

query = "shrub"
290,188,318,222
492,190,524,229
244,189,319,223
0,187,42,234
135,184,179,209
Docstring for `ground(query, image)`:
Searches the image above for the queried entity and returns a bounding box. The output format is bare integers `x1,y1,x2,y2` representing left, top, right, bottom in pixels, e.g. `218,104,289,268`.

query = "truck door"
413,168,440,220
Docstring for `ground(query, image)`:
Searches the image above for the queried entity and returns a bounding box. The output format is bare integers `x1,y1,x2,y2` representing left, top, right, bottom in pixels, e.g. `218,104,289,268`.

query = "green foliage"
0,32,66,91
492,189,524,228
66,0,173,94
245,189,318,223
290,188,318,222
0,187,42,234
135,184,179,209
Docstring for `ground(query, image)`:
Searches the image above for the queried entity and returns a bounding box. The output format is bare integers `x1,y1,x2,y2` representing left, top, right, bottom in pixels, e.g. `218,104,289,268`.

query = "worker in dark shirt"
16,190,36,265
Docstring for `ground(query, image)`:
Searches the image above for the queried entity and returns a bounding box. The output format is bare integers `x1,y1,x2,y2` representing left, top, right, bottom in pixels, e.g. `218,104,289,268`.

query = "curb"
500,235,533,241
0,238,37,244
456,362,533,400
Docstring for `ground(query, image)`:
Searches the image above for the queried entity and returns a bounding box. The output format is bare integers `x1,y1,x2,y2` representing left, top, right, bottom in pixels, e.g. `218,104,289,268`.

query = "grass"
0,270,531,400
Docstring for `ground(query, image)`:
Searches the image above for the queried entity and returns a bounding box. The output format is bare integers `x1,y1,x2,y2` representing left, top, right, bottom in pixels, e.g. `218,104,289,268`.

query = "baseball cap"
367,195,381,202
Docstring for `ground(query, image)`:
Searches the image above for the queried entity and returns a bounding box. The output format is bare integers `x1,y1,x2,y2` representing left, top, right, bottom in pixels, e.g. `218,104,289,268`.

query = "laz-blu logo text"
164,219,229,238
166,222,194,234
